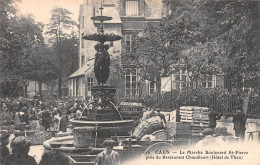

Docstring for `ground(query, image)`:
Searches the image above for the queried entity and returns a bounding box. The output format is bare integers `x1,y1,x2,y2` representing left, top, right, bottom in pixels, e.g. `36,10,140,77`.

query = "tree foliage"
54,35,79,79
0,3,78,98
0,0,46,97
131,0,260,94
45,7,77,98
24,45,58,82
183,0,260,89
46,7,77,44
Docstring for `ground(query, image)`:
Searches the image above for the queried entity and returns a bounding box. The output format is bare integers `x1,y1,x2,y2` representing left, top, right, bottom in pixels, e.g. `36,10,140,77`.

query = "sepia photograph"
0,0,260,164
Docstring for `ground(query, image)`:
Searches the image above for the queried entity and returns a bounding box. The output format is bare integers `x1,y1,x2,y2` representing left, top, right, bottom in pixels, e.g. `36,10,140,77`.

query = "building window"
87,78,94,91
81,16,84,28
125,0,139,16
81,55,85,67
110,41,113,47
202,75,213,88
149,81,156,95
174,70,215,90
125,68,137,96
173,70,189,90
124,34,133,52
81,40,84,48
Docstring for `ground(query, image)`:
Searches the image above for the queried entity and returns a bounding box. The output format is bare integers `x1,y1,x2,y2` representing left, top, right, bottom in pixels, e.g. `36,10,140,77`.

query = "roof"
69,60,94,78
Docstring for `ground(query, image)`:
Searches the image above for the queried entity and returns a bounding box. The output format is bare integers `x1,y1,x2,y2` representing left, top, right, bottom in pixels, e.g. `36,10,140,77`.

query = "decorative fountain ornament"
82,4,122,43
72,3,133,144
43,4,134,153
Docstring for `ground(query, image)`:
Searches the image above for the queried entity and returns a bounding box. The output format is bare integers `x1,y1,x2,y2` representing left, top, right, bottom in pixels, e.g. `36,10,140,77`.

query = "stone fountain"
43,5,134,154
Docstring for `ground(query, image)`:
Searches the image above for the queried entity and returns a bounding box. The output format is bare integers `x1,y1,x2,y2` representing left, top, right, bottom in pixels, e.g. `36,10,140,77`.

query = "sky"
16,0,83,24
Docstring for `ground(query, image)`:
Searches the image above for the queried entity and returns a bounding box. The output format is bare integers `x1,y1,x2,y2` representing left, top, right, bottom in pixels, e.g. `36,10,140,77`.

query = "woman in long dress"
52,111,61,131
29,111,41,132
14,111,24,126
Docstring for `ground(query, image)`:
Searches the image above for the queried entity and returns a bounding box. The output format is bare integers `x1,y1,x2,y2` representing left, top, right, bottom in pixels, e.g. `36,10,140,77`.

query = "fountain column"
71,4,134,143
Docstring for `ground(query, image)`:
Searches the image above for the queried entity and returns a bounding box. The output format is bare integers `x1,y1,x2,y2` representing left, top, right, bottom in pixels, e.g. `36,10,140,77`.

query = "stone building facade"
69,0,165,100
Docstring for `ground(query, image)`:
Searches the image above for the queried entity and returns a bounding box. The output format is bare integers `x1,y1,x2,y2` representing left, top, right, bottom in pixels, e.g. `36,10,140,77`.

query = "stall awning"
69,61,94,78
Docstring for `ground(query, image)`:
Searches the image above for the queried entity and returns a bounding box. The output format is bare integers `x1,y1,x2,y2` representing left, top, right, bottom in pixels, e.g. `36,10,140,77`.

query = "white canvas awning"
69,61,94,78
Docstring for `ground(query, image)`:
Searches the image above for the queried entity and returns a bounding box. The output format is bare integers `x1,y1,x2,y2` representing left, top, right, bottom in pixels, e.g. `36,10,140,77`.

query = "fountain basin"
43,136,92,155
70,119,134,137
82,33,122,42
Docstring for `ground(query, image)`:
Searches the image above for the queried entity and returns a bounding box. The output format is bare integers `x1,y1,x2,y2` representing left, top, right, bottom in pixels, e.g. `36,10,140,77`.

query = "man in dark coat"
208,107,221,129
0,131,10,164
156,109,167,125
59,112,68,132
41,108,52,131
39,143,69,165
233,107,247,140
3,136,37,165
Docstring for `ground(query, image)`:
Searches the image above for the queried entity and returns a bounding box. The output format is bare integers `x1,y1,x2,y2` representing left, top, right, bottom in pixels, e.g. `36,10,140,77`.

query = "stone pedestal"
91,85,121,121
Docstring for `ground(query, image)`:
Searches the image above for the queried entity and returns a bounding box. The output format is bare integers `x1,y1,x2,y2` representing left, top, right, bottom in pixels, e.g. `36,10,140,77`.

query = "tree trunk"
57,41,62,99
38,81,42,98
24,86,28,98
23,80,29,98
58,75,62,98
51,86,53,96
19,86,23,97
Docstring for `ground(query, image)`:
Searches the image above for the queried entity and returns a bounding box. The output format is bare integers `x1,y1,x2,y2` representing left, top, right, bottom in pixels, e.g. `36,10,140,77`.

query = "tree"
175,0,260,91
55,34,78,80
0,0,20,97
0,0,44,97
131,0,260,95
128,14,188,94
24,45,58,98
45,7,77,98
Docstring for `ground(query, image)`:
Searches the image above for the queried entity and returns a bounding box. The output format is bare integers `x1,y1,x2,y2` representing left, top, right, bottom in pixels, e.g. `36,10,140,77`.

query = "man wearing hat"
95,139,120,165
41,108,52,131
233,106,247,140
208,105,221,129
3,136,37,165
39,143,69,165
0,131,10,164
155,109,166,125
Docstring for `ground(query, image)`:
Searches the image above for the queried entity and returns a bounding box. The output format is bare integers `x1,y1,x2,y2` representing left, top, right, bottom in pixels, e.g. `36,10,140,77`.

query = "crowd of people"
0,133,120,165
0,97,94,133
0,97,167,165
0,96,249,165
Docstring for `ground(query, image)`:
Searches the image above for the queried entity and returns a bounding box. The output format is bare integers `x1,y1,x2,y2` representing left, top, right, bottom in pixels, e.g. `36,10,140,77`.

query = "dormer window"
125,0,139,16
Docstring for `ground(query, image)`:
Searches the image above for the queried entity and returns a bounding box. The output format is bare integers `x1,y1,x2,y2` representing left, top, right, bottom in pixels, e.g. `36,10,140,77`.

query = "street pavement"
29,145,45,163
